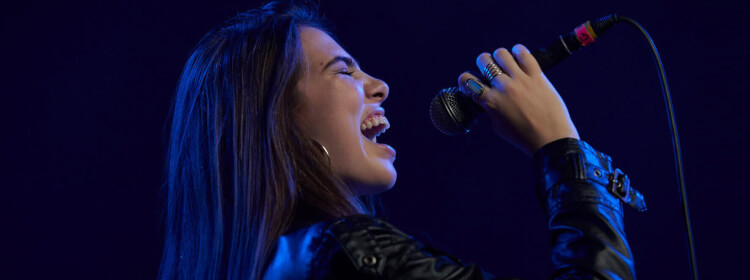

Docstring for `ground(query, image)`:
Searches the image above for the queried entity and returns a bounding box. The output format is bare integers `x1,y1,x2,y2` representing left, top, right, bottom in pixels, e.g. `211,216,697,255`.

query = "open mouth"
360,115,390,143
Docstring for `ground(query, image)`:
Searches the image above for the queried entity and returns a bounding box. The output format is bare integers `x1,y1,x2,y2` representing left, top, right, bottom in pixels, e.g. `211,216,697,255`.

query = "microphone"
430,14,620,136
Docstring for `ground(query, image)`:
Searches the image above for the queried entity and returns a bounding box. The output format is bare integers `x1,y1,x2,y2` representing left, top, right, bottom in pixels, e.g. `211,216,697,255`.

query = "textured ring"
483,62,503,82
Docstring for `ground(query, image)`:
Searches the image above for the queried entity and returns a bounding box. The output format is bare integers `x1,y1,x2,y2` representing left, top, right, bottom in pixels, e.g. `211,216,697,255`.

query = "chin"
348,162,397,196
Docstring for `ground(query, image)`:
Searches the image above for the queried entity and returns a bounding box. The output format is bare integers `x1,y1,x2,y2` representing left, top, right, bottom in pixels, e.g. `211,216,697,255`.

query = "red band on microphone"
574,22,597,46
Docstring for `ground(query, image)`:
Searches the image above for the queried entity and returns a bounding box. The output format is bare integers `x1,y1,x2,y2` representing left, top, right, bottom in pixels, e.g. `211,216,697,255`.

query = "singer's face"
295,26,396,195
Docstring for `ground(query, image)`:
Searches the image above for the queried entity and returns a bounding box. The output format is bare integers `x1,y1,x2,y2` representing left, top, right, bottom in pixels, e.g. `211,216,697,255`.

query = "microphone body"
532,14,619,70
430,15,619,136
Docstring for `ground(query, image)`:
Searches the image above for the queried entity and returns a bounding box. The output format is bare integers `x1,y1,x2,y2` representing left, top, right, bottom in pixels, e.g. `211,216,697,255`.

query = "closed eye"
337,69,355,76
323,56,360,74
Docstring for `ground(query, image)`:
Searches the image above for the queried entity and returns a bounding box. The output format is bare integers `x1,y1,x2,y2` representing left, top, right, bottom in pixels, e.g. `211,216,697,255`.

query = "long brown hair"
159,1,371,279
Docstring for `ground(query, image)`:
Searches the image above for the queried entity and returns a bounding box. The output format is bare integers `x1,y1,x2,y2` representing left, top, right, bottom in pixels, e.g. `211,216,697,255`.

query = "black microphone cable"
617,16,699,280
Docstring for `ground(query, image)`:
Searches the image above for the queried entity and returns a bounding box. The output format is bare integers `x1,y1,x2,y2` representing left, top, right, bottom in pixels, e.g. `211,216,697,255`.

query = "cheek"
326,94,365,155
297,83,361,134
323,83,365,137
311,79,363,116
322,88,369,174
299,81,364,156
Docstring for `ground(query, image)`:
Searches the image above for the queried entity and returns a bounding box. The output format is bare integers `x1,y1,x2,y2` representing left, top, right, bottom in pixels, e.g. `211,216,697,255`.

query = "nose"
365,74,389,103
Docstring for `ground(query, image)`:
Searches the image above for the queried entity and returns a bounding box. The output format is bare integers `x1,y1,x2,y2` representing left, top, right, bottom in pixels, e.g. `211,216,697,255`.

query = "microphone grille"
429,87,480,136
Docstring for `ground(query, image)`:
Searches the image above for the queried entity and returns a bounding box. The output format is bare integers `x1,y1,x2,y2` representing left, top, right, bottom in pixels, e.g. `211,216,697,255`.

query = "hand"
458,44,579,156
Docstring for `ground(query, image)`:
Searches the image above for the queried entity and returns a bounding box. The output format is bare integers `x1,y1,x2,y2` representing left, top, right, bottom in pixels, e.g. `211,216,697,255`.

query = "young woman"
159,1,638,279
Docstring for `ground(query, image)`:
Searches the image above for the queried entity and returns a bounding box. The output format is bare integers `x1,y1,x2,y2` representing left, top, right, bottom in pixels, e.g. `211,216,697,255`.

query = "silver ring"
483,62,503,82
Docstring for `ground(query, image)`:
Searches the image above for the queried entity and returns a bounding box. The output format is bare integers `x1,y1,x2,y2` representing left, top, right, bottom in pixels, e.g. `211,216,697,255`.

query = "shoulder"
311,215,494,280
264,215,401,280
310,214,418,279
324,214,410,243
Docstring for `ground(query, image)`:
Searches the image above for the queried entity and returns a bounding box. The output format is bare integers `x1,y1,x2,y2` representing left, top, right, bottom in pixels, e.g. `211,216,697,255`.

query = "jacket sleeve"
311,138,637,280
533,138,637,279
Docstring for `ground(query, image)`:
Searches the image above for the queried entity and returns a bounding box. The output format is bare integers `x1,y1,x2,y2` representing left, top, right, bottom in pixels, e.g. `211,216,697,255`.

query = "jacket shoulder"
311,214,496,280
311,215,400,279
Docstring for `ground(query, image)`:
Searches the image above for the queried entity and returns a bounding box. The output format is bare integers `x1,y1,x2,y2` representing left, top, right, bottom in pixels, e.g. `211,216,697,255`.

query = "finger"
492,48,524,78
511,44,542,76
458,71,495,104
475,52,513,91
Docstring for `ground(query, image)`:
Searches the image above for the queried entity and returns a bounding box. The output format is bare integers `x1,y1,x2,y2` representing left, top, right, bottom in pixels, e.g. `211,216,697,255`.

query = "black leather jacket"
263,138,642,279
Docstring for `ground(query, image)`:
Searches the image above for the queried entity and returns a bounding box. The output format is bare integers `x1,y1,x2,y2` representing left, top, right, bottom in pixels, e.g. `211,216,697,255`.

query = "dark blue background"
3,0,748,279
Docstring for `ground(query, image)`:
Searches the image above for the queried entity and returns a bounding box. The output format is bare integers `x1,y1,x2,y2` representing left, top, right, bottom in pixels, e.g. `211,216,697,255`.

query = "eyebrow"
321,56,359,72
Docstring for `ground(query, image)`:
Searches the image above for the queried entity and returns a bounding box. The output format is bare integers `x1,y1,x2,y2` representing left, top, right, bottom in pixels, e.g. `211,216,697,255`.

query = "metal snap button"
594,169,602,177
362,255,378,266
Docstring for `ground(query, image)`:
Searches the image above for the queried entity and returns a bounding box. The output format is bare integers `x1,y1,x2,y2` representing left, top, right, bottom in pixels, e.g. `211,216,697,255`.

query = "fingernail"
465,79,483,96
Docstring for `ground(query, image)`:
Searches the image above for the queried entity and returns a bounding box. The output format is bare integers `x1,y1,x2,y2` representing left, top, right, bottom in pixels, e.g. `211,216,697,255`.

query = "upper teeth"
360,115,390,132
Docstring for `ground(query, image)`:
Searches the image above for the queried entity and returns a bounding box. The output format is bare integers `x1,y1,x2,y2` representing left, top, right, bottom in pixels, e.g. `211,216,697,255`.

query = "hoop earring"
310,140,331,167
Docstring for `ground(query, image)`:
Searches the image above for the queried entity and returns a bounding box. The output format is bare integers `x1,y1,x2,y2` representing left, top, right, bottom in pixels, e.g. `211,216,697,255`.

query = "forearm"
534,138,637,280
